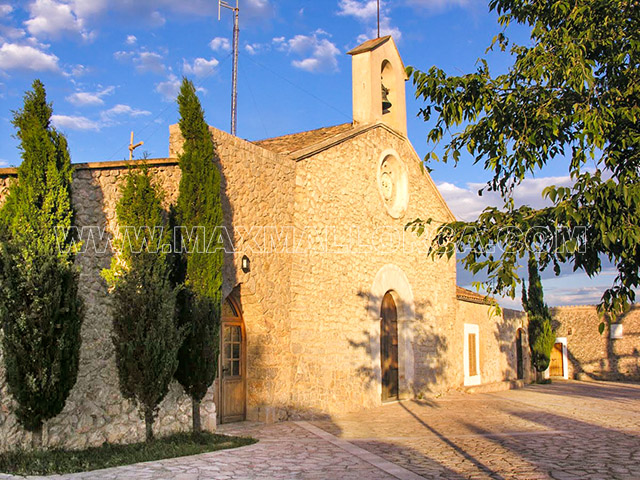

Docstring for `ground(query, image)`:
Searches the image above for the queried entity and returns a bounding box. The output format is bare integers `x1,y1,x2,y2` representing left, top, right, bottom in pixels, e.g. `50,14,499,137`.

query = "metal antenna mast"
377,0,380,38
219,0,239,136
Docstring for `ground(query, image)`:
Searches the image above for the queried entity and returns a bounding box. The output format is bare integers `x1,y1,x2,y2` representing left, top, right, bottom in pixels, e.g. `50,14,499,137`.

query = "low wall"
0,159,217,451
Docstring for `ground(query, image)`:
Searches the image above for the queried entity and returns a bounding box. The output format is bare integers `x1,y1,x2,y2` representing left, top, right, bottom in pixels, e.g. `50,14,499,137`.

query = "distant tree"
0,80,83,449
408,0,640,316
522,258,555,381
105,167,182,442
173,78,223,433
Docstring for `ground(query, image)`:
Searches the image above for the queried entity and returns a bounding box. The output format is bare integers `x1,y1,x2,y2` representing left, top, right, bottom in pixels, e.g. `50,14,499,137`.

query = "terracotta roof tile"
253,123,355,156
456,286,493,305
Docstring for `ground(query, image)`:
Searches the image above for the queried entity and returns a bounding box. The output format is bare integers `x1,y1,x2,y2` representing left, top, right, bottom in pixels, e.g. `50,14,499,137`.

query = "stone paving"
1,381,639,479
313,380,640,480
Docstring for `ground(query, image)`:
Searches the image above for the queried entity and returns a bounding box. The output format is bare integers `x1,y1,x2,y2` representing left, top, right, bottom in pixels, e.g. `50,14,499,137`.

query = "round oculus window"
377,151,409,219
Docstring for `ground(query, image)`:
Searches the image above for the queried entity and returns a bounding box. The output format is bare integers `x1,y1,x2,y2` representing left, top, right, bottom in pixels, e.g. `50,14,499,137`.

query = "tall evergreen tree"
105,168,182,442
522,258,556,381
0,80,83,448
174,78,223,432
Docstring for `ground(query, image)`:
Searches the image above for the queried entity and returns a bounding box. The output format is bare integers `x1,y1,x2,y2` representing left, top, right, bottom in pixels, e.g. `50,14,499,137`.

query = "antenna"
218,0,240,136
377,0,380,38
128,131,143,161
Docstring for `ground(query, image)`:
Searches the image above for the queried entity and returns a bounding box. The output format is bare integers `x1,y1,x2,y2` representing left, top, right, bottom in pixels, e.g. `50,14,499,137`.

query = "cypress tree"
105,168,182,441
174,78,223,432
0,80,83,448
522,258,556,381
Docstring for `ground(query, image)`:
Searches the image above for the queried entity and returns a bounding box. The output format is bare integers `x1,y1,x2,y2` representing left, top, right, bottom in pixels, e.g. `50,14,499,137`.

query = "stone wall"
0,122,297,449
287,125,460,415
0,160,215,451
552,305,640,381
170,126,297,422
457,301,533,386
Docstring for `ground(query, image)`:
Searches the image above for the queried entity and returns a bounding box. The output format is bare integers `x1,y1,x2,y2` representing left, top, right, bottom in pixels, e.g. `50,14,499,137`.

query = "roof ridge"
253,123,352,144
253,123,355,156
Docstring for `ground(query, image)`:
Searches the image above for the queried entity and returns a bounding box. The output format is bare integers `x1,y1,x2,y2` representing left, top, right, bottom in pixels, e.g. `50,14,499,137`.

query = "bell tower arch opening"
348,36,408,136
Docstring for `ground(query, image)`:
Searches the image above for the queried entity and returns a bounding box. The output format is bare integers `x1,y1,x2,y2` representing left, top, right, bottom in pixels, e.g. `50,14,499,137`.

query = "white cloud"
277,31,340,74
51,114,99,131
67,63,88,77
244,41,272,55
0,24,26,42
438,175,574,221
338,0,402,42
25,0,94,41
182,57,219,78
0,4,12,17
50,103,151,131
115,49,165,74
209,37,230,52
26,0,272,33
135,51,165,73
155,74,180,101
126,34,137,45
99,103,151,126
148,10,166,27
0,42,59,71
66,85,114,106
338,0,378,20
101,104,151,118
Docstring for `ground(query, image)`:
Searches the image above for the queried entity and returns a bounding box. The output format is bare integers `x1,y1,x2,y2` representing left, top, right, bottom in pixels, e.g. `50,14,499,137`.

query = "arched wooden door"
516,329,524,380
380,291,399,402
219,297,246,423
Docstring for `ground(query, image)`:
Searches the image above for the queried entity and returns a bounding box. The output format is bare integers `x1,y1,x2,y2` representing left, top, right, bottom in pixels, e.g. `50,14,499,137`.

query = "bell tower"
347,36,408,136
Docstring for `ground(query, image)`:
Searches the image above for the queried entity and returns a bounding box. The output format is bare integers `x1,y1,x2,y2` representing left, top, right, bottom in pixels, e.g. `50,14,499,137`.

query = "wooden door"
549,342,564,377
219,298,246,423
380,292,399,402
516,329,524,380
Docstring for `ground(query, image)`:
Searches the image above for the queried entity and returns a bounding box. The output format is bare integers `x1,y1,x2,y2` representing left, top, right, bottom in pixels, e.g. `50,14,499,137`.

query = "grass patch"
0,431,256,476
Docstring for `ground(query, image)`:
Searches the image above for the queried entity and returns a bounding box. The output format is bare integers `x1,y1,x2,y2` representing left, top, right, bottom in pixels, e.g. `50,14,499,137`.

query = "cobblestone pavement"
1,381,639,479
313,380,640,480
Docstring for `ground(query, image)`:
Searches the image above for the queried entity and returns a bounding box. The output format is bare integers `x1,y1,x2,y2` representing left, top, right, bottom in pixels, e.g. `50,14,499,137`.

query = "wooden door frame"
548,337,568,379
218,296,247,424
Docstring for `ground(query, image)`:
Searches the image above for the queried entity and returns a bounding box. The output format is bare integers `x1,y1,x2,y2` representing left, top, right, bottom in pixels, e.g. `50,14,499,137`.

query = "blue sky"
0,0,619,308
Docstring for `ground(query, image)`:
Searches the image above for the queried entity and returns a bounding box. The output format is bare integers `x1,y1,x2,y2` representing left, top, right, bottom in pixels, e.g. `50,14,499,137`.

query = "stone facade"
0,36,533,450
551,305,640,381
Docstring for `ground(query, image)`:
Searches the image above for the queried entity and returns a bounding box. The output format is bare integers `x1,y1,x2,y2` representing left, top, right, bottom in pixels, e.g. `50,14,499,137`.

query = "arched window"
381,60,394,116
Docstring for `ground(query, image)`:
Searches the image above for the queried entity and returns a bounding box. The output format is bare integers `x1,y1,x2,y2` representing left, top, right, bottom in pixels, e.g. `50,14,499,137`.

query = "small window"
468,333,477,377
223,325,242,378
464,324,481,386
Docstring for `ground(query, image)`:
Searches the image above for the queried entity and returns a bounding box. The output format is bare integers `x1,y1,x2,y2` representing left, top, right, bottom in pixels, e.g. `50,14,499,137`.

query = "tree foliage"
105,168,182,442
173,78,223,432
408,0,640,314
0,80,83,448
522,258,555,374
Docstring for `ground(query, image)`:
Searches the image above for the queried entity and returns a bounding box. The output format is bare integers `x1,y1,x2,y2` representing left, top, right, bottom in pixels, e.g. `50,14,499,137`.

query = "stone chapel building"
0,36,529,450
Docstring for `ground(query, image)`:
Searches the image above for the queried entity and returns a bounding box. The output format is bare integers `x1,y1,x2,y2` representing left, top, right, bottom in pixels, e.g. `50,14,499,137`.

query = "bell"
381,83,392,113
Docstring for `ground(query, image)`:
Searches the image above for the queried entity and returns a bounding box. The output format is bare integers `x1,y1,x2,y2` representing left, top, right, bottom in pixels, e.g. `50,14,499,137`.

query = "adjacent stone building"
0,37,531,450
548,305,640,382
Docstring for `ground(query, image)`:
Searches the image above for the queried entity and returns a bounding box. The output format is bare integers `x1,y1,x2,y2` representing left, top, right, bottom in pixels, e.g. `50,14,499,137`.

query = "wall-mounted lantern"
241,255,250,273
